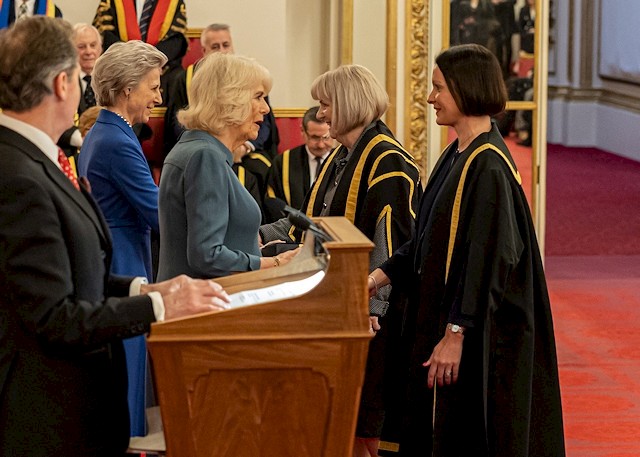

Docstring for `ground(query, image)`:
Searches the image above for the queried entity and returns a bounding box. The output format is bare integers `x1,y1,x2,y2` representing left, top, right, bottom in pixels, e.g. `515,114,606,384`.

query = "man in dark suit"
0,17,229,457
267,106,333,211
74,23,102,115
0,0,62,28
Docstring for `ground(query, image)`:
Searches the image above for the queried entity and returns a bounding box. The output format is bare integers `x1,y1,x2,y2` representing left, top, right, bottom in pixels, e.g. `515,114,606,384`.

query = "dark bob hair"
435,44,508,117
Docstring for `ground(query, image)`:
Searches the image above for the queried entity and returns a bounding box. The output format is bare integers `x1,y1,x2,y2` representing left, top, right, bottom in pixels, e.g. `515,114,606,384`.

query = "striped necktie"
138,0,155,42
17,0,29,21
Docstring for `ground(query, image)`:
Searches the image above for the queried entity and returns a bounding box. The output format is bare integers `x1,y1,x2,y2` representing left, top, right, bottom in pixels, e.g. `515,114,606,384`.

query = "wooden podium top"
144,217,374,457
148,217,374,341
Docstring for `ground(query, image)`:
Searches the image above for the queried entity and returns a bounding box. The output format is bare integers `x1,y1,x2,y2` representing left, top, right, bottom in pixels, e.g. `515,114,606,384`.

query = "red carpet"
544,145,640,456
545,144,640,256
546,256,640,456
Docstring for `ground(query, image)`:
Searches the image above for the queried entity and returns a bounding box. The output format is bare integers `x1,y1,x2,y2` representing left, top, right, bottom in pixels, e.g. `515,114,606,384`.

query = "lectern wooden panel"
147,217,374,457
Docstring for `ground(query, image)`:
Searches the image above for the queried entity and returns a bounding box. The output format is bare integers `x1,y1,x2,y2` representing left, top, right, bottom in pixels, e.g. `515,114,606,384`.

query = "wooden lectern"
146,217,374,457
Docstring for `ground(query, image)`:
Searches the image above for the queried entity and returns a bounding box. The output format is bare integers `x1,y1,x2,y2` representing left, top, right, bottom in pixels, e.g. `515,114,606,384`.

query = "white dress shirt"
15,0,35,19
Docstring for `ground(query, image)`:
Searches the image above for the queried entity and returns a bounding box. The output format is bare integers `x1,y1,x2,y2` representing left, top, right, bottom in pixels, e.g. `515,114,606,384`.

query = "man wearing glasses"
267,106,333,211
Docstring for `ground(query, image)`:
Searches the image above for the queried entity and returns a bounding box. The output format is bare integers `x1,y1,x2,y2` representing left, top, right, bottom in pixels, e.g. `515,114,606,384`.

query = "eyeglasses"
307,134,332,142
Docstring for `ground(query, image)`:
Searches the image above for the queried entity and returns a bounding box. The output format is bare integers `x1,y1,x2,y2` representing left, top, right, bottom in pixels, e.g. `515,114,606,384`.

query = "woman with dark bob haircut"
435,43,507,117
368,44,565,456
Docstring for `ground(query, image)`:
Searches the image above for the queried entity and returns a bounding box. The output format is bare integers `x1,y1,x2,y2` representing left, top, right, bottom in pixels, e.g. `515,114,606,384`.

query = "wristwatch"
447,323,465,334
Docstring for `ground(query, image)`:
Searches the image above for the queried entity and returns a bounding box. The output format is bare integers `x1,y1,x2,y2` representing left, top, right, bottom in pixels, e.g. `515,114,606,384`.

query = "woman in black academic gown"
368,44,565,457
260,64,422,457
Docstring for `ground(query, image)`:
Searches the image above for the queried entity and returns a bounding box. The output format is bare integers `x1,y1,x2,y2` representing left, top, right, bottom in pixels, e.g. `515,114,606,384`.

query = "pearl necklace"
113,112,132,128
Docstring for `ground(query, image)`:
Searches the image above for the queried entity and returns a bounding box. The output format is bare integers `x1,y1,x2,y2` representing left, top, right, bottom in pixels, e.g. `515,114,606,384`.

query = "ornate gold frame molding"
404,0,430,179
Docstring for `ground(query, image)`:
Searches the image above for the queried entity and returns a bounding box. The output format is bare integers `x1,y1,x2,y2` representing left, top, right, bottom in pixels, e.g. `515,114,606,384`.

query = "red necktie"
57,148,80,191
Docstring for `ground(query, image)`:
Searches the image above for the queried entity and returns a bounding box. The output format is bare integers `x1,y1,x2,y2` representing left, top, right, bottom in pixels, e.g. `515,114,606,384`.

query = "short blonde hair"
178,52,272,135
310,65,388,135
91,40,167,107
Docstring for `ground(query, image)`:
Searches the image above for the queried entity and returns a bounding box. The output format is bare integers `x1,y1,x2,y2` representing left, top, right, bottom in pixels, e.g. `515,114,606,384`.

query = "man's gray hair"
73,23,103,45
200,23,231,43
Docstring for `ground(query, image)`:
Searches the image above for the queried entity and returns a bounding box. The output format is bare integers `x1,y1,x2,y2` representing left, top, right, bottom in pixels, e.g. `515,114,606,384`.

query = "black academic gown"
381,124,565,456
300,120,420,251
267,144,313,210
298,120,422,436
232,162,267,223
93,0,187,109
93,0,187,70
241,151,273,220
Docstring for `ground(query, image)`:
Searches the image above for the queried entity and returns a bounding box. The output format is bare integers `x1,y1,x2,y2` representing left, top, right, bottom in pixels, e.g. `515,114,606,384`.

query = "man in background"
267,106,333,211
74,23,102,115
163,22,280,221
93,0,188,105
58,23,103,163
0,17,228,456
200,21,234,54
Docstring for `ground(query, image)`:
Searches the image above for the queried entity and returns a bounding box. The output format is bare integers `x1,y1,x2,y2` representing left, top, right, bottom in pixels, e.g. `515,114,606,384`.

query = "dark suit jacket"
0,125,156,456
56,78,95,160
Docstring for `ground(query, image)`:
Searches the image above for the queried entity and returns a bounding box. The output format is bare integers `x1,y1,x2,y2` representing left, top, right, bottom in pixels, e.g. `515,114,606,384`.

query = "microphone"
264,198,333,241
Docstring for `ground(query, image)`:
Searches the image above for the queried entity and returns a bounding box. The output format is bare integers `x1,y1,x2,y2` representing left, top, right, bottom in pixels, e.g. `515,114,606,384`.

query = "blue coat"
158,130,262,280
77,109,158,437
78,109,159,280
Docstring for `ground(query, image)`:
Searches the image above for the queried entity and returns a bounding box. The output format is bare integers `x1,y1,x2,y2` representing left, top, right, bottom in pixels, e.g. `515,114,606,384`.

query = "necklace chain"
113,112,132,128
457,135,475,152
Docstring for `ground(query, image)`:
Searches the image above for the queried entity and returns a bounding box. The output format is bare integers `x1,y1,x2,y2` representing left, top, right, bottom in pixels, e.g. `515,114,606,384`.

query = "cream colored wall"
54,0,338,109
353,0,386,86
547,0,640,162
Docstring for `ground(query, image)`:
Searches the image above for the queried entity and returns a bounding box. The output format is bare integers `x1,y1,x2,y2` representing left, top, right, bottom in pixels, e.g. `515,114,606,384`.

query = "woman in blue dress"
78,40,166,437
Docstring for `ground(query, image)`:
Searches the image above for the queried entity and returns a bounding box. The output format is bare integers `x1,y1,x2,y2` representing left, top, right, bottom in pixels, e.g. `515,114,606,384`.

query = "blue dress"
78,109,159,437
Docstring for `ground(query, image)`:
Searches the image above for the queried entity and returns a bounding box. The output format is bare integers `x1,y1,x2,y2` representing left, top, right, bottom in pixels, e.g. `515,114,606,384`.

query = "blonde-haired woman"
158,52,295,280
260,64,421,457
77,40,167,437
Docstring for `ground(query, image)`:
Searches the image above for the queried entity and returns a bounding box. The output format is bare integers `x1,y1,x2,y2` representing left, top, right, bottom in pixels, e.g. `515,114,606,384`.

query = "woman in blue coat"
78,40,166,437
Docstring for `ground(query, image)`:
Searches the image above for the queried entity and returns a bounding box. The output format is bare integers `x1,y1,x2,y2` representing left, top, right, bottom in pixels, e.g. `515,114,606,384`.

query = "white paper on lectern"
227,271,326,309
